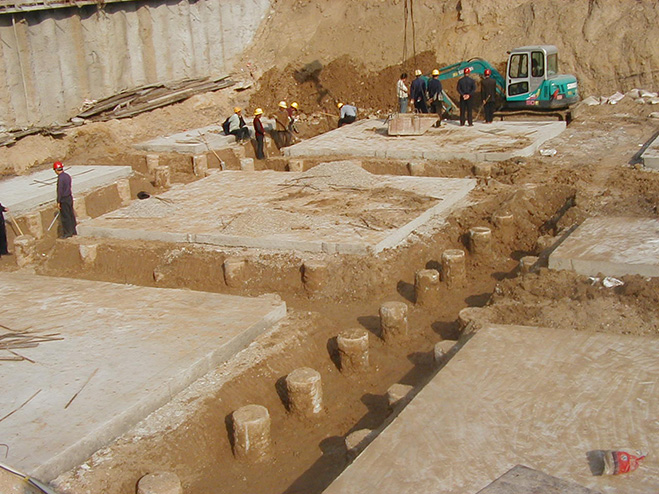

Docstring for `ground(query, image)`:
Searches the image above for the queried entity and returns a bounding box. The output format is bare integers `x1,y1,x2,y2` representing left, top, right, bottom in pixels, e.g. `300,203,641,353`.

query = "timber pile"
0,326,63,362
0,75,235,147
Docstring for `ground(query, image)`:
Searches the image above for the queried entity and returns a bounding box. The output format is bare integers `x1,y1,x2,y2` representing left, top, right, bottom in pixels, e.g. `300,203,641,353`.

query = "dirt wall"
243,0,659,98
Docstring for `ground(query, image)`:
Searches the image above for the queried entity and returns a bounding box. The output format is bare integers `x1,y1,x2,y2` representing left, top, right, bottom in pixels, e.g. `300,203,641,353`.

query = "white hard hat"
414,69,422,76
278,101,287,109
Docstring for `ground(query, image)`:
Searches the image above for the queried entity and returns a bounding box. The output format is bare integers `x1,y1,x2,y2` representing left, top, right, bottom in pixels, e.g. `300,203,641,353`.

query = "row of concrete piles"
132,223,530,493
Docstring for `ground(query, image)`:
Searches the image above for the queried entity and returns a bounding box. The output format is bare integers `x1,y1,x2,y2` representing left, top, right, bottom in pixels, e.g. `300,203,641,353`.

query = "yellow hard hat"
278,100,287,109
254,108,263,116
337,102,344,108
414,69,422,76
291,102,299,110
234,107,241,113
432,69,440,76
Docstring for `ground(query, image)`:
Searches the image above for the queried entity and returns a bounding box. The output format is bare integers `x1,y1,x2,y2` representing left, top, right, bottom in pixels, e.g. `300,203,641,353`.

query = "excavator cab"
505,45,578,109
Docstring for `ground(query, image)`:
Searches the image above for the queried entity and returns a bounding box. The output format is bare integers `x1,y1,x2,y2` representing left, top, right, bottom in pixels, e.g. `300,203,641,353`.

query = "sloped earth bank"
0,98,638,493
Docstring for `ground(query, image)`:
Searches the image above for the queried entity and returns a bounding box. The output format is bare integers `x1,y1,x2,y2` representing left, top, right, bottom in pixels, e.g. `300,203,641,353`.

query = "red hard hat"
464,67,471,75
53,161,63,170
484,68,492,76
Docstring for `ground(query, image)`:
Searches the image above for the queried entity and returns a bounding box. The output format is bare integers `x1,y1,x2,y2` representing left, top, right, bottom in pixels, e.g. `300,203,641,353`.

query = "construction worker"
427,69,443,126
53,161,77,238
410,69,428,113
481,68,497,123
287,101,300,133
272,101,291,149
228,107,250,142
457,67,476,126
397,73,409,113
0,201,8,256
337,102,357,127
253,108,266,160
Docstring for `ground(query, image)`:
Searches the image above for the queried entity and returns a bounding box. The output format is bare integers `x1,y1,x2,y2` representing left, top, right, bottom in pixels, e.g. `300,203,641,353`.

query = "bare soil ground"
0,1,658,492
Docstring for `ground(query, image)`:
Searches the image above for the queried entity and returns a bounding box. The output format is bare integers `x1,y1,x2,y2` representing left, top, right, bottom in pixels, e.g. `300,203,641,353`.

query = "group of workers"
398,67,498,126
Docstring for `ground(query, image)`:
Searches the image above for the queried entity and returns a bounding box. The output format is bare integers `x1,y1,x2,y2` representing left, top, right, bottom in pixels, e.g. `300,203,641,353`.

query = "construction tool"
7,212,23,236
47,211,60,232
197,131,225,170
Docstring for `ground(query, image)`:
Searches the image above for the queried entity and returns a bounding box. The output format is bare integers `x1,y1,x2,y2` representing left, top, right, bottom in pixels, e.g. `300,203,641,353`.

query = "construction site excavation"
0,1,658,494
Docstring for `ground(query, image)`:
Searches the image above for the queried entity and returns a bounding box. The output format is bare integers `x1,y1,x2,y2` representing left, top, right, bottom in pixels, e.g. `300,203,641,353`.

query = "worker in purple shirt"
53,161,77,238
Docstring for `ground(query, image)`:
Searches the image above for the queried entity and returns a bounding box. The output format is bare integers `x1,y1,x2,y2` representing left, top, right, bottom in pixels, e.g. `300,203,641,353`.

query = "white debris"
582,95,601,106
626,89,641,99
539,148,557,157
605,92,625,105
602,277,624,288
647,97,659,105
639,90,658,98
649,112,659,119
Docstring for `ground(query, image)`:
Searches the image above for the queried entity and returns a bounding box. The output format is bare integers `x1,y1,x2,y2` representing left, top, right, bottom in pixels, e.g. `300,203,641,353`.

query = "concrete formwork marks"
0,0,272,127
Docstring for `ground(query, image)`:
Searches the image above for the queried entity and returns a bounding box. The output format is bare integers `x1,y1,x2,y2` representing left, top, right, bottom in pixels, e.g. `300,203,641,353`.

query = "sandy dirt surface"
0,1,658,493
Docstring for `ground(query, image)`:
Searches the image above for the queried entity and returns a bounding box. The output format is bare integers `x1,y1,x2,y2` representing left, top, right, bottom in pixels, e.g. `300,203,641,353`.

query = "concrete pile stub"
407,161,426,176
473,163,492,178
337,328,369,373
154,166,171,188
192,154,208,177
441,249,466,287
387,383,414,409
415,268,440,306
519,255,539,275
223,258,246,287
240,158,255,171
116,178,132,206
286,367,323,418
288,159,304,172
13,234,36,267
137,472,183,494
345,429,376,460
232,404,271,461
492,211,514,229
146,154,160,174
469,227,492,256
379,301,408,341
433,340,456,365
78,244,98,265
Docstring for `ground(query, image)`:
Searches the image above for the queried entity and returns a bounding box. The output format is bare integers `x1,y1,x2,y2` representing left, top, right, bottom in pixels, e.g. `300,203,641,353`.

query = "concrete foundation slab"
0,272,286,482
640,132,659,170
78,164,476,255
284,119,566,162
323,324,658,494
134,119,276,154
0,166,133,216
477,465,600,494
548,217,659,278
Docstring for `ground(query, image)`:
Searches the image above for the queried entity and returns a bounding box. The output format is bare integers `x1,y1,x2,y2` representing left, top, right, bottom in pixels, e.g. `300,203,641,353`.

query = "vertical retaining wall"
0,0,270,127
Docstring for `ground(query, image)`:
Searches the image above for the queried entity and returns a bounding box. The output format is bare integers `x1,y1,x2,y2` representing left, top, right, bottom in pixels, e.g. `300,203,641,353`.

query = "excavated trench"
29,159,580,494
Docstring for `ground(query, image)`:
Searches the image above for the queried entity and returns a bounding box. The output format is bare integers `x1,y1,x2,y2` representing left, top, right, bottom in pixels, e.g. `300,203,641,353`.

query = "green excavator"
436,45,579,115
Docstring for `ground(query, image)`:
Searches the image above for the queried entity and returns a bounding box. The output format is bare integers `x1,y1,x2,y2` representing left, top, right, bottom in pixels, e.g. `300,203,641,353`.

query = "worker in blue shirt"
457,67,476,126
410,69,428,113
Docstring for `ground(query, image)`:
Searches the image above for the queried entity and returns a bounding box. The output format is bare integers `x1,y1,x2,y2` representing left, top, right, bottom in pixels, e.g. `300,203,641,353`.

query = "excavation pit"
77,162,476,255
0,272,286,482
283,119,566,161
322,324,659,494
548,217,659,278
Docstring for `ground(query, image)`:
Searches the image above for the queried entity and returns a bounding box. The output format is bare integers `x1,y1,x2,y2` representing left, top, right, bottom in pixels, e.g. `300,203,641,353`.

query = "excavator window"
531,51,544,77
508,53,528,78
547,53,558,76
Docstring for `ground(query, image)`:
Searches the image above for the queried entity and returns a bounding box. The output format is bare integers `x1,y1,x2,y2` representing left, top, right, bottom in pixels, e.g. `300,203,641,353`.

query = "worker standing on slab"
253,108,266,160
481,68,497,123
228,107,250,143
410,69,428,113
53,161,77,238
337,102,357,127
0,202,8,256
272,101,291,149
397,73,409,113
427,69,444,127
457,67,476,126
